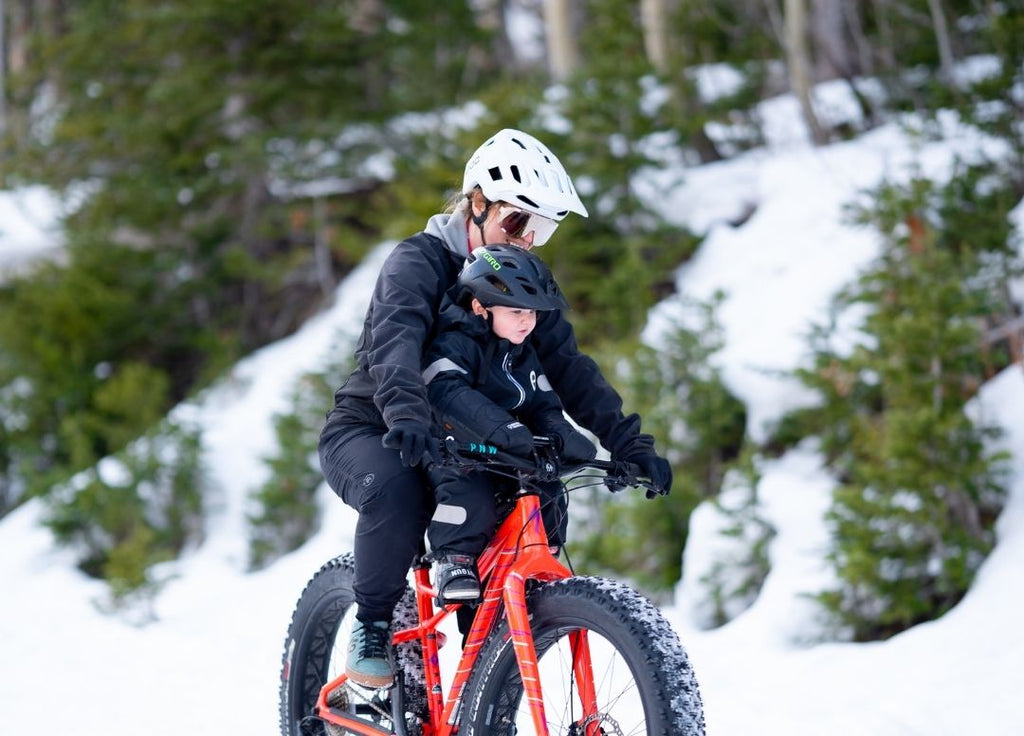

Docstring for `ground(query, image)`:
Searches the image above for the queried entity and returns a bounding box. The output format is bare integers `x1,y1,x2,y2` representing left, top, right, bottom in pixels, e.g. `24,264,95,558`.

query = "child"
422,244,597,603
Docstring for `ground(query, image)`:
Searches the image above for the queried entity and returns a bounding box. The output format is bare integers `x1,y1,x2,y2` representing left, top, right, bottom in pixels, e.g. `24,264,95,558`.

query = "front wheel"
462,576,705,735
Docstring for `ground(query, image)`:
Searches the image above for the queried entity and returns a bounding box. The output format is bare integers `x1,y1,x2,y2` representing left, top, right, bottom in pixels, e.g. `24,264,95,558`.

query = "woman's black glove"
552,429,597,463
382,420,441,468
621,450,672,498
487,421,536,457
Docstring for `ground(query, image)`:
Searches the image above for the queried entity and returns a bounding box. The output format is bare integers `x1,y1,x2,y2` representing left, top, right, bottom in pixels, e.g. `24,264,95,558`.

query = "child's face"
485,305,537,344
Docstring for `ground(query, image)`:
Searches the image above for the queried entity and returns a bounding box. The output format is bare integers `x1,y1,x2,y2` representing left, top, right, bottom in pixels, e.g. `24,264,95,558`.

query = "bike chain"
321,682,394,735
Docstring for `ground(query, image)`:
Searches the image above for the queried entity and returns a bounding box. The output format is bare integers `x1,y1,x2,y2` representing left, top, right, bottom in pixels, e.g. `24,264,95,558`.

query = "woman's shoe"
345,618,393,688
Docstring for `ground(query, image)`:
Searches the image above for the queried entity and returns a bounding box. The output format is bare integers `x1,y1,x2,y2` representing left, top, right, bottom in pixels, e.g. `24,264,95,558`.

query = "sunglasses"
496,205,559,247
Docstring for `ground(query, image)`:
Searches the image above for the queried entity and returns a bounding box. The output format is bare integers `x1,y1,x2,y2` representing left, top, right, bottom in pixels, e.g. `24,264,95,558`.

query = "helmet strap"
469,194,494,247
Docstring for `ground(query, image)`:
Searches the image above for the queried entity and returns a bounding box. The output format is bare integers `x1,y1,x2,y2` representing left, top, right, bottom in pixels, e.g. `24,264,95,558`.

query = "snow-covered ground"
1,86,1022,734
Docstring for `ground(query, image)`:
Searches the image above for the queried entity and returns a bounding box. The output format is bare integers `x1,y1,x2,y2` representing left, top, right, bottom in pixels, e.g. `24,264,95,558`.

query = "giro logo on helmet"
481,251,502,271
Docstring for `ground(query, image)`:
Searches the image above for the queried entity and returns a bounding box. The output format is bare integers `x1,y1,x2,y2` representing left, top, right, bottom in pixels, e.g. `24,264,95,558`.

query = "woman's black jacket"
327,232,655,459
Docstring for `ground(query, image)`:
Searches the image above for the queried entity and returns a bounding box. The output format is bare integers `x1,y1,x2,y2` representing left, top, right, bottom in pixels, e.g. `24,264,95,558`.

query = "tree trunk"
6,0,28,74
926,0,955,81
842,1,873,77
312,194,335,300
37,0,60,39
640,0,671,74
544,0,578,82
870,0,896,71
663,0,722,163
1,0,6,136
473,0,515,65
810,0,851,80
4,0,64,139
784,0,827,145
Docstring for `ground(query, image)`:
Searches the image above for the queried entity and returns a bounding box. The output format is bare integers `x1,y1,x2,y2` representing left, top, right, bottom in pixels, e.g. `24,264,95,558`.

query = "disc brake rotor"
567,712,624,736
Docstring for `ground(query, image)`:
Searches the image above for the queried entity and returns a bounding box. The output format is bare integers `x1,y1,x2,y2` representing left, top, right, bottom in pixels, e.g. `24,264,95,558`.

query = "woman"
318,128,672,688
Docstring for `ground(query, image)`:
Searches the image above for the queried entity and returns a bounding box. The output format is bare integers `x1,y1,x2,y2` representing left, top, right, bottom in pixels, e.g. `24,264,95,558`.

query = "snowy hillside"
1,88,1022,734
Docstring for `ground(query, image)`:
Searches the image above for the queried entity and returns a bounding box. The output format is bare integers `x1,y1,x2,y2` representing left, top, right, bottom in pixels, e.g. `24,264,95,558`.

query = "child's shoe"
435,553,480,604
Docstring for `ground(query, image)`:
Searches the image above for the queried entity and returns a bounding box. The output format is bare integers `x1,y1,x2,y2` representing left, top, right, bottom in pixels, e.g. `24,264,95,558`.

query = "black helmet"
459,245,568,311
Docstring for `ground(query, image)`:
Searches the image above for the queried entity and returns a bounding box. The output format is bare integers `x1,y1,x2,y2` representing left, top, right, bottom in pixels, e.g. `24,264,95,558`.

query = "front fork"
503,565,600,736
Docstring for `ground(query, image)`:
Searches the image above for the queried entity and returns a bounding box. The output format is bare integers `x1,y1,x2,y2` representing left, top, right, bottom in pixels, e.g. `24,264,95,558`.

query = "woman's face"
472,300,538,344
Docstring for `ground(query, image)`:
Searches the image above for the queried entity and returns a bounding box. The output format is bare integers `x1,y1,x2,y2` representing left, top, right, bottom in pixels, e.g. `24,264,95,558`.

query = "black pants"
319,419,568,622
319,420,432,622
428,468,568,557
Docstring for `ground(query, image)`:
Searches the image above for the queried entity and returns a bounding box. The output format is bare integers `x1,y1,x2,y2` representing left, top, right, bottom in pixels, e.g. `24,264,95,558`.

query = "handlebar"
436,435,664,496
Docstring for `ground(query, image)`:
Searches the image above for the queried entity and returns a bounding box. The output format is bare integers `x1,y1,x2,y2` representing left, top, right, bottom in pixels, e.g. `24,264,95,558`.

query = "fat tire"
461,576,705,735
278,553,427,735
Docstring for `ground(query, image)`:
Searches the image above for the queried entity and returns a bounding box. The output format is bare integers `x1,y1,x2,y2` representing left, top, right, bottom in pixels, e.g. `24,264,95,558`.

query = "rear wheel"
462,577,704,735
278,553,427,735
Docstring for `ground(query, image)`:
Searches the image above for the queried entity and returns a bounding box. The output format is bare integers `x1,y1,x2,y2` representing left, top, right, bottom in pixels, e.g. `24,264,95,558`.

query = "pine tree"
695,448,775,628
247,366,343,570
801,170,1015,640
0,0,487,501
539,0,700,346
44,419,204,603
570,296,747,595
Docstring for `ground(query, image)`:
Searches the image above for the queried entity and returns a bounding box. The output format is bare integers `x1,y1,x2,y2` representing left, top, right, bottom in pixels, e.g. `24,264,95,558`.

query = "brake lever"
437,436,490,469
603,460,642,493
625,461,668,498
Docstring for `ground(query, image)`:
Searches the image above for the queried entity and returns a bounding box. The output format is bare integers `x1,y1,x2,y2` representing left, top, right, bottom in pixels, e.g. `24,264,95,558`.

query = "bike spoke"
518,628,647,734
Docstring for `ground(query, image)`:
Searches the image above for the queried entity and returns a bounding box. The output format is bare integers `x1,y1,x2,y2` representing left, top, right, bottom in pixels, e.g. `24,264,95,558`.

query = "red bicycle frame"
312,490,603,736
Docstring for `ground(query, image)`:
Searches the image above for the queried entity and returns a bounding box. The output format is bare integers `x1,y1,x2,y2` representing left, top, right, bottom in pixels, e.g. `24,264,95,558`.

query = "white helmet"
462,128,589,221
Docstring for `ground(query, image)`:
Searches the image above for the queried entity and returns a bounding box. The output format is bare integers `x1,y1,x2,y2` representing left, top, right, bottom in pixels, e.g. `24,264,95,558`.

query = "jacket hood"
424,204,472,259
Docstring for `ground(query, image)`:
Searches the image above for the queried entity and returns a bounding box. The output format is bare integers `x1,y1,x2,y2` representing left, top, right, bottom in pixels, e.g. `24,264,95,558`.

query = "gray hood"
424,202,472,259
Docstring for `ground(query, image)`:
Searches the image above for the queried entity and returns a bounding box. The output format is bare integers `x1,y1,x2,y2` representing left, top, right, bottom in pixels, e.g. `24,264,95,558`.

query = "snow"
2,88,1023,735
0,185,64,274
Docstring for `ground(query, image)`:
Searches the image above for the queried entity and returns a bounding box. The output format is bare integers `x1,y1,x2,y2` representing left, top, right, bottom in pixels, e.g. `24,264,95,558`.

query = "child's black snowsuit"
422,299,595,557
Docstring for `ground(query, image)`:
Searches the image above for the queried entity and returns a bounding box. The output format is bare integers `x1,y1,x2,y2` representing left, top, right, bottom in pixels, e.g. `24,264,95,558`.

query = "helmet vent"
487,166,502,182
485,274,511,294
510,165,522,183
510,136,527,151
516,195,539,209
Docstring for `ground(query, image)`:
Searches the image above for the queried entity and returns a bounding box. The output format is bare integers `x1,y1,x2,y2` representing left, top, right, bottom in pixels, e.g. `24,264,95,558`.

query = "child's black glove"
487,421,535,457
553,429,597,463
